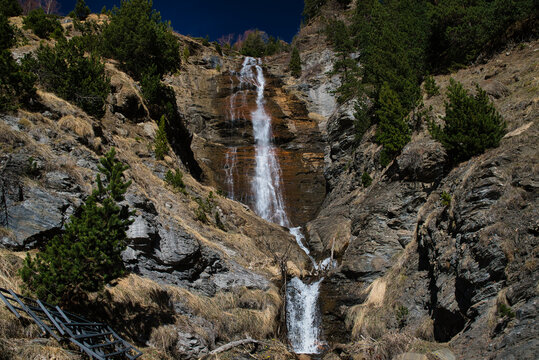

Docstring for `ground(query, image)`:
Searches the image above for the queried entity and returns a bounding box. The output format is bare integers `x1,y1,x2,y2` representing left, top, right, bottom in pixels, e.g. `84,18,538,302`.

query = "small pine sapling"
154,115,169,160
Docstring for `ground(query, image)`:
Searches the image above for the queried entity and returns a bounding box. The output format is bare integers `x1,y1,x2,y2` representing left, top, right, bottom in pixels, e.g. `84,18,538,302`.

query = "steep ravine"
0,28,312,359
1,13,538,360
265,34,538,359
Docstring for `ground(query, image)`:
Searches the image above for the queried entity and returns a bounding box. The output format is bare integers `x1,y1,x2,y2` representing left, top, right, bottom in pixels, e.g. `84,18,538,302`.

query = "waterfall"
229,57,324,354
286,277,324,354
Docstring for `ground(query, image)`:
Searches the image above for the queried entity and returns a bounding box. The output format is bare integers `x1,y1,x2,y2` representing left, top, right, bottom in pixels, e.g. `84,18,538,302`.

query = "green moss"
440,191,451,206
498,303,515,318
361,172,372,188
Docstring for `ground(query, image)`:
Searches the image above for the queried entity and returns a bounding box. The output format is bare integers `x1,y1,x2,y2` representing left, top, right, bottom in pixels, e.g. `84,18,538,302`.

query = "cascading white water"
286,277,324,354
239,57,289,225
230,57,324,354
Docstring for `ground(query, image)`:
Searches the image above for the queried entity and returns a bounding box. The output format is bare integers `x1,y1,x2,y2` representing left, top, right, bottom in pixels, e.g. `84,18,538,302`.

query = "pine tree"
375,83,411,166
424,74,440,98
0,13,35,112
20,149,133,304
73,0,91,21
303,0,327,22
430,79,506,164
154,115,169,160
0,0,22,17
22,37,110,118
22,8,63,39
101,0,180,80
289,47,302,78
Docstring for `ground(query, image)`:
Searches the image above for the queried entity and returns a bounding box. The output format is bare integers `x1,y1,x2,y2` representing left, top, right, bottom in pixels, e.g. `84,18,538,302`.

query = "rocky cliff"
170,37,326,227
275,29,538,359
0,20,312,359
0,10,538,360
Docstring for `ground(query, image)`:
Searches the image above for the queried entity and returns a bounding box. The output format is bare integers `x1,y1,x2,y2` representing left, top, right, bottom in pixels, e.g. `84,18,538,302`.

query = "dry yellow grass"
172,285,281,340
148,325,178,356
105,274,166,308
346,279,387,339
58,115,94,140
103,274,281,352
0,249,25,292
414,316,434,341
37,91,80,117
0,338,81,360
344,332,417,360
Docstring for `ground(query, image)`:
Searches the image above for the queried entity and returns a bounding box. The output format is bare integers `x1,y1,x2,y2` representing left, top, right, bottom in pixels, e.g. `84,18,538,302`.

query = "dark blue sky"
58,1,305,42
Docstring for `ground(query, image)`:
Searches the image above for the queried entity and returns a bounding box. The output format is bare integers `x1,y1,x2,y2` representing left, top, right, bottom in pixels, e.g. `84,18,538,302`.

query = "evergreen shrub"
361,172,372,187
430,79,506,164
23,8,63,39
22,38,110,118
424,75,440,98
289,47,301,78
0,14,35,112
375,83,411,167
101,0,180,80
154,115,169,160
165,169,186,193
0,0,22,17
73,0,91,21
20,149,133,304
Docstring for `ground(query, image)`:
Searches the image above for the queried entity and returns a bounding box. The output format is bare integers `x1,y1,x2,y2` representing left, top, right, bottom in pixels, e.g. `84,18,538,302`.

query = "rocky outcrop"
106,64,149,121
417,137,538,357
122,193,271,296
0,149,83,250
299,39,539,359
171,48,327,226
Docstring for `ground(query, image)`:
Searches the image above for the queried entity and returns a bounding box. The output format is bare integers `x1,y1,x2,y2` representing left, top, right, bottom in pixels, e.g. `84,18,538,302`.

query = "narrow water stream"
226,57,325,354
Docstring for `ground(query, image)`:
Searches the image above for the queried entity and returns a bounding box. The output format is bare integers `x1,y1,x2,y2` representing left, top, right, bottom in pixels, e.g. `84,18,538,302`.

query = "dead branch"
209,337,259,355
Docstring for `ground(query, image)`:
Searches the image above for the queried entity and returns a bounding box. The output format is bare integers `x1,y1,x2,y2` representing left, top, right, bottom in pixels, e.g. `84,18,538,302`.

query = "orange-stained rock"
184,64,326,226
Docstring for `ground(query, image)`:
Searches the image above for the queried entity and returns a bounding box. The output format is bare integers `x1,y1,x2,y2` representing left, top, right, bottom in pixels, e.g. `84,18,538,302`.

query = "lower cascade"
286,277,324,354
231,57,324,354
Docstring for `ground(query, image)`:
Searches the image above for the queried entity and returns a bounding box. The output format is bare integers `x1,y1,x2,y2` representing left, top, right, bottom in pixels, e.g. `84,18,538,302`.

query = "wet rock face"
177,62,326,226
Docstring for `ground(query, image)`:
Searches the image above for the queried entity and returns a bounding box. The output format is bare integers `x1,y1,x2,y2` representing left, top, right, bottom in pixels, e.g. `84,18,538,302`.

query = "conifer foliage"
22,37,110,118
0,0,22,17
101,0,180,80
430,79,506,164
73,0,91,21
375,83,411,166
289,47,302,78
154,115,169,160
20,149,134,304
22,8,63,39
0,13,35,112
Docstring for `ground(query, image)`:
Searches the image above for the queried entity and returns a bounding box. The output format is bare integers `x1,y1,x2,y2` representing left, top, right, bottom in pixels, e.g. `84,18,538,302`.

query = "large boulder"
106,64,149,121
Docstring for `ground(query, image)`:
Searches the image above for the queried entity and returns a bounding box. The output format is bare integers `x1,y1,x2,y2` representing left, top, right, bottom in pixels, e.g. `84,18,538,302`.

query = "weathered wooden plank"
0,291,21,318
36,299,65,335
7,289,60,341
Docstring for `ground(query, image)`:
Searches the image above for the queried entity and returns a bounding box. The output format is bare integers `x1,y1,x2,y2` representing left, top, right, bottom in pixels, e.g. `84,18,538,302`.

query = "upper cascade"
230,57,290,226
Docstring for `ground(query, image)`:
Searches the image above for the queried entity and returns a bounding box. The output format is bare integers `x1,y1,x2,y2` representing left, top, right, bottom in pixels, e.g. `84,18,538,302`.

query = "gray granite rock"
1,186,70,249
